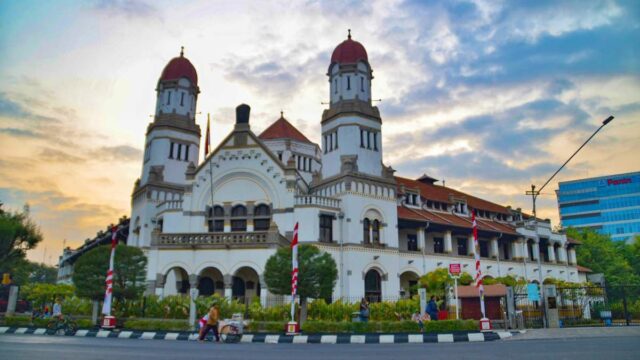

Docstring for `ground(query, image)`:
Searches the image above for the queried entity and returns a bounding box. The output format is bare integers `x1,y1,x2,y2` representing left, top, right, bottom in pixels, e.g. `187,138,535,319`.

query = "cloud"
0,128,41,138
92,0,159,19
91,145,142,162
0,93,58,122
40,148,86,164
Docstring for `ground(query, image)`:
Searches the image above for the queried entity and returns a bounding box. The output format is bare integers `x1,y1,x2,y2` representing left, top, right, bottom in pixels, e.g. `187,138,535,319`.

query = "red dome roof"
160,49,198,85
330,32,368,65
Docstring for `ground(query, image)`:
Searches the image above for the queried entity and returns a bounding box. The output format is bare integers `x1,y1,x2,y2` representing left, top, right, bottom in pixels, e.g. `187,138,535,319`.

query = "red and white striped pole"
287,223,300,334
101,226,117,328
472,211,491,330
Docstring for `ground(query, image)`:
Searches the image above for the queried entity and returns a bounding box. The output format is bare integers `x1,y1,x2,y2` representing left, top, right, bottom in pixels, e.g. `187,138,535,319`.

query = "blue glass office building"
557,171,640,242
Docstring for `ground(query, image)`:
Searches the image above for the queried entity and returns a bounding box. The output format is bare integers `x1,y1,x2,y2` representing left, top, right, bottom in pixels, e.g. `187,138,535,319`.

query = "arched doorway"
399,271,419,298
198,267,224,297
232,267,260,304
364,269,382,303
164,267,189,296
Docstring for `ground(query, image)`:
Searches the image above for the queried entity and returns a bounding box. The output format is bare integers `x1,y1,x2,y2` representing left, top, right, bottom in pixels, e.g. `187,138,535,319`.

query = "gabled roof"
396,176,511,215
258,115,313,144
397,206,519,235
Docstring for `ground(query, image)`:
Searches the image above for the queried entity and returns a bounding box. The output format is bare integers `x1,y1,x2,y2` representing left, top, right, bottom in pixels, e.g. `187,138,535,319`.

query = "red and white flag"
205,114,211,155
471,210,486,319
102,226,118,315
290,222,299,321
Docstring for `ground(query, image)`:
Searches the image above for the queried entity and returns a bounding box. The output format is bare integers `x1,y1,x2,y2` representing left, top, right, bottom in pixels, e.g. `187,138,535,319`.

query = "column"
223,202,232,232
224,274,233,300
559,245,568,264
155,273,166,298
521,239,529,260
568,248,577,265
259,276,268,307
532,241,540,261
490,237,499,259
548,244,556,263
444,231,453,253
467,234,475,256
417,227,426,252
188,274,199,331
246,201,255,232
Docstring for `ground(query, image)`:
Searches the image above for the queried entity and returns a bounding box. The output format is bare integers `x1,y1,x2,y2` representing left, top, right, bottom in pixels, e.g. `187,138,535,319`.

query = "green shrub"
424,320,477,332
76,319,95,328
123,318,190,332
245,321,286,333
3,315,33,327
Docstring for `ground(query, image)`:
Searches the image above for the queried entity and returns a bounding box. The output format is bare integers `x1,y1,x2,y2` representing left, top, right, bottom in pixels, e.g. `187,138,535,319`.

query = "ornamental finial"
180,46,184,57
280,110,284,118
348,29,351,39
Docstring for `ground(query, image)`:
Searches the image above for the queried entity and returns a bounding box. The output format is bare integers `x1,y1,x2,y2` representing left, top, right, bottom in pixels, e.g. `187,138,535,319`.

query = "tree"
11,260,58,285
568,228,640,285
0,203,43,274
264,244,337,324
21,283,75,308
418,268,473,298
72,244,147,301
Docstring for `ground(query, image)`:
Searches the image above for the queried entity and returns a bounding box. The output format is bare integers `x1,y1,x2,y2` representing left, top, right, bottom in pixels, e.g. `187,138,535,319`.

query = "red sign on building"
449,263,461,276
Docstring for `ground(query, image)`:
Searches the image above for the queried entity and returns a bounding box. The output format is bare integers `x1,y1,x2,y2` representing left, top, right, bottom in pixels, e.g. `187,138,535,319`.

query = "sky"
0,0,638,266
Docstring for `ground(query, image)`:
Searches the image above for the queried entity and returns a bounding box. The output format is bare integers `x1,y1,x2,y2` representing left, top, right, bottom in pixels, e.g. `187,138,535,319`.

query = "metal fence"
513,284,640,328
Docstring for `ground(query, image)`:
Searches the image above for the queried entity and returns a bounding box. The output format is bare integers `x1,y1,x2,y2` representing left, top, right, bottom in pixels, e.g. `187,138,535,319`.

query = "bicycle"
46,315,78,335
219,323,242,343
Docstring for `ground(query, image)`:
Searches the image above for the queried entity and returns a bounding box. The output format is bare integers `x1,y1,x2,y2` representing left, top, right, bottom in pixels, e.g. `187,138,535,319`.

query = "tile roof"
258,115,313,144
576,265,593,273
457,284,507,298
567,237,582,245
397,206,519,235
395,176,511,215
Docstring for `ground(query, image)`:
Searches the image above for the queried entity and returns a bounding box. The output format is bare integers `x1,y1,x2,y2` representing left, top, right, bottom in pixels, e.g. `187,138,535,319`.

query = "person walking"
359,298,370,322
198,303,220,342
426,296,438,322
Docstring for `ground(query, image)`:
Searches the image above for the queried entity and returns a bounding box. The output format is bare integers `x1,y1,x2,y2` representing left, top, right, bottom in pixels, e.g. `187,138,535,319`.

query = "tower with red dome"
321,30,385,180
129,48,202,248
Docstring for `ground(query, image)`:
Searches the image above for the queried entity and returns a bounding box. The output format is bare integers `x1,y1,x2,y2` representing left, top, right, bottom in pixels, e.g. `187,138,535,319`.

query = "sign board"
449,263,461,277
527,283,540,302
418,288,427,316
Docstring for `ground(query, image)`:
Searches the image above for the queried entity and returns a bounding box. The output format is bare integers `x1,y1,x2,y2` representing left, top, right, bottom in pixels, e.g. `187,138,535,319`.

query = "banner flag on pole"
471,210,486,319
290,222,299,322
205,113,211,155
102,226,118,315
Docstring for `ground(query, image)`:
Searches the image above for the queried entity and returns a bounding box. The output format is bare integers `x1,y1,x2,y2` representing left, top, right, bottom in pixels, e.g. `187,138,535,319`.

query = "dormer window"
406,193,418,206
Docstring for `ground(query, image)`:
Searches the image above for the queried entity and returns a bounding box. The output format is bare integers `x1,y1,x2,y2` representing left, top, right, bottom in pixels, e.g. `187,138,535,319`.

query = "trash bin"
352,311,361,322
600,311,612,327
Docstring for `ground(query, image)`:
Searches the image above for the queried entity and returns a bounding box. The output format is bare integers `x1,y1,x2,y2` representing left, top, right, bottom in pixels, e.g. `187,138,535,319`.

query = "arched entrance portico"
198,267,224,297
164,266,190,296
399,270,420,298
232,266,261,304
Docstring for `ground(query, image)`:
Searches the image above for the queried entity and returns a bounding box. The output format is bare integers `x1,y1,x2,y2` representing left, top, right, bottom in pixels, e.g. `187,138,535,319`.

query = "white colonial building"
128,35,584,304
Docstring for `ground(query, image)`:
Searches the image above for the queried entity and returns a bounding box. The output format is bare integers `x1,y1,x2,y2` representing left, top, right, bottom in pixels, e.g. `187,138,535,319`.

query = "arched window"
231,205,247,231
254,204,271,231
208,205,225,232
372,219,380,244
363,218,371,244
365,269,382,303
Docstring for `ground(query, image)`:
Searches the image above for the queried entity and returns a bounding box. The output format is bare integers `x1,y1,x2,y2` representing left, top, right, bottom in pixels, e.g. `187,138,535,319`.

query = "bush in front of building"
2,315,94,329
252,319,479,334
123,318,191,332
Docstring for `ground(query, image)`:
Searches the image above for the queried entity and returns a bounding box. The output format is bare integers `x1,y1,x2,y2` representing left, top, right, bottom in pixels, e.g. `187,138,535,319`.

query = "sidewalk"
0,326,517,344
506,327,640,341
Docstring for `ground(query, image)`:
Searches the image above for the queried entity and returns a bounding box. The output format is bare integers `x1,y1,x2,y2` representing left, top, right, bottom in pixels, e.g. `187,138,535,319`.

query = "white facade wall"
156,78,197,118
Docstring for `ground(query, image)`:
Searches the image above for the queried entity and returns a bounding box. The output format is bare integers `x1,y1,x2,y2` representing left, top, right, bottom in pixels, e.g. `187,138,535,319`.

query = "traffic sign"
449,263,461,276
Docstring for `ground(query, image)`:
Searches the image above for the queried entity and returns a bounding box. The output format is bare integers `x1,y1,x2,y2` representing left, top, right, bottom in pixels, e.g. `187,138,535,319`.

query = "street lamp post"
526,115,614,328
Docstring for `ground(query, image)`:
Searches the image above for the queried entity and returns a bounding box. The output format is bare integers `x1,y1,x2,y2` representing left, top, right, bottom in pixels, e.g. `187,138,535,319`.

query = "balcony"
295,195,341,209
151,230,289,249
157,200,183,214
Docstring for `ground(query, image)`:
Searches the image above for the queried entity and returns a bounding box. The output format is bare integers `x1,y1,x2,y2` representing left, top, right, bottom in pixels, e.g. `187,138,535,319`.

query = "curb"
0,326,517,343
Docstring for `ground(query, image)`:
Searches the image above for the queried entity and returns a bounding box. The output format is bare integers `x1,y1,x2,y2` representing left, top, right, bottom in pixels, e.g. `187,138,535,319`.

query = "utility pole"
525,115,614,328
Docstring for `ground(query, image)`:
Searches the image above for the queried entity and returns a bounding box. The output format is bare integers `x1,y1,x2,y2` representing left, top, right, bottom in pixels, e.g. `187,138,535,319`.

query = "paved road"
1,334,639,360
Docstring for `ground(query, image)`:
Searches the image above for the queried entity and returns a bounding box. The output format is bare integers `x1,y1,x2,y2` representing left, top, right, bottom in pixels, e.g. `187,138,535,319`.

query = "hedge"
246,320,478,333
2,316,94,329
123,318,191,332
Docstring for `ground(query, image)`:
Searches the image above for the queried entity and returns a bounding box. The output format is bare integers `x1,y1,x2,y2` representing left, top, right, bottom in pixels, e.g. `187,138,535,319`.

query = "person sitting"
411,311,430,332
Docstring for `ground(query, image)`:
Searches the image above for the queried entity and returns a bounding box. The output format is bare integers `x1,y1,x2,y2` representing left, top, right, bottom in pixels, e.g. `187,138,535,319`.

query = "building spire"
180,46,184,57
280,110,284,118
347,29,351,39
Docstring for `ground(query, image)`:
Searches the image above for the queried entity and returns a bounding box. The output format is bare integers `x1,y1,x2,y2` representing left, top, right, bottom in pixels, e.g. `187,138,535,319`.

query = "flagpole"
101,226,118,329
472,211,490,329
290,223,299,323
206,114,215,223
